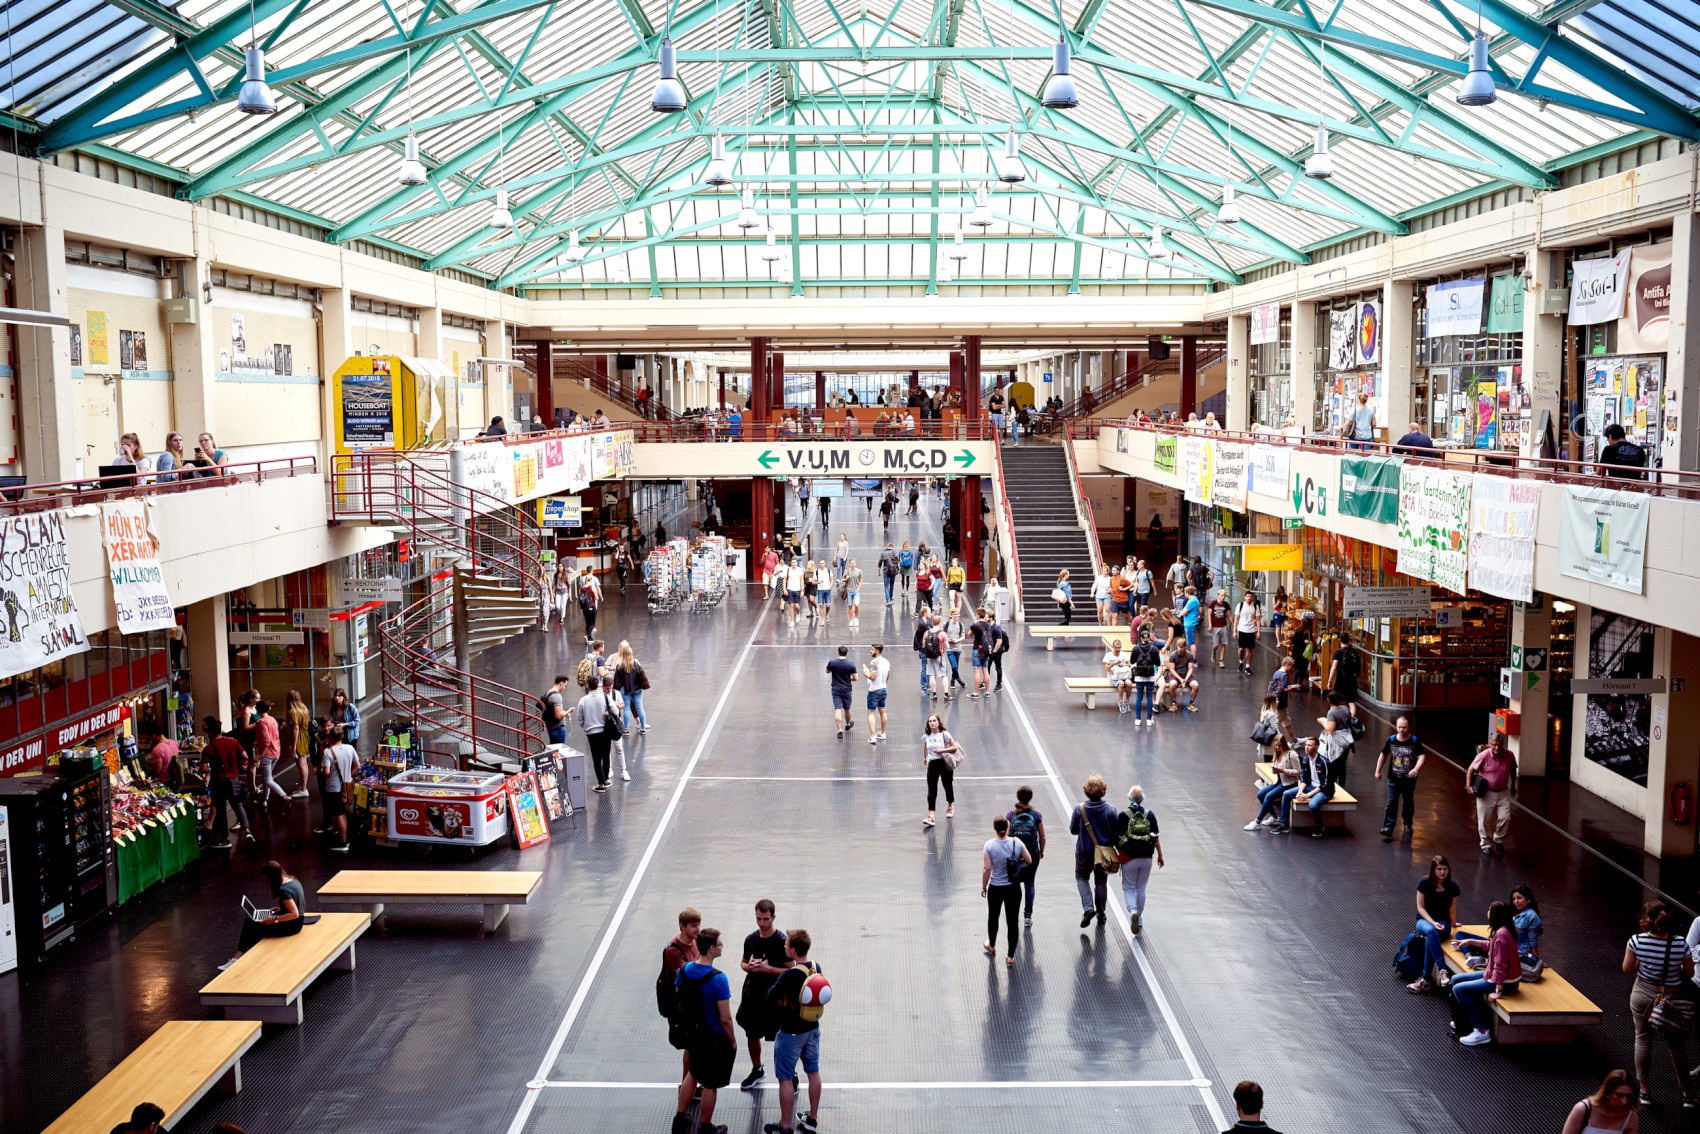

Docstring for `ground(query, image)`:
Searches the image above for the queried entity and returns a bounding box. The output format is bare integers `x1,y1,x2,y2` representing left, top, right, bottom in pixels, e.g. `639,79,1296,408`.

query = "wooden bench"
1439,926,1603,1044
44,1020,261,1134
317,869,543,934
1063,677,1116,709
1029,626,1133,652
199,911,372,1026
1254,763,1357,828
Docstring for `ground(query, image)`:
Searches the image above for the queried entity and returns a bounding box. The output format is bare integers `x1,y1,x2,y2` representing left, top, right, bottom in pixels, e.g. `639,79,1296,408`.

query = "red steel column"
748,337,773,581
749,337,770,420
535,340,555,424
771,352,786,412
960,335,983,581
718,367,726,412
815,370,826,411
1179,335,1198,418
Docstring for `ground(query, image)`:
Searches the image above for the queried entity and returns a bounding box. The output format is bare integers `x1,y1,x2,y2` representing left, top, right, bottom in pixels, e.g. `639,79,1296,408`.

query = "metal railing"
1061,427,1106,577
990,442,1024,620
624,418,998,442
1050,345,1228,419
511,349,685,421
1071,418,1700,501
0,456,318,516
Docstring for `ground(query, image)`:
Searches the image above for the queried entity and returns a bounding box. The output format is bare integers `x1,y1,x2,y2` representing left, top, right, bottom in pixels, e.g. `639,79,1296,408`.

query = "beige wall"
208,290,322,449
68,271,173,464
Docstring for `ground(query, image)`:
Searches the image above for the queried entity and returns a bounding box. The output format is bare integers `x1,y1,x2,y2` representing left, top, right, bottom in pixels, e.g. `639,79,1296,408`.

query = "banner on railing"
1395,464,1472,595
1210,442,1249,512
1181,436,1208,504
1247,444,1290,499
1557,485,1649,595
1467,474,1540,602
1153,435,1177,474
100,500,175,634
1338,456,1402,525
0,510,90,680
455,429,636,514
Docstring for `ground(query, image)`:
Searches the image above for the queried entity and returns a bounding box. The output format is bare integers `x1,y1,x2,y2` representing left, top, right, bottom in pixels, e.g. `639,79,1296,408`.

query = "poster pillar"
1225,313,1250,431
1524,248,1566,460
1292,301,1319,432
1645,628,1700,859
1506,600,1551,777
1179,335,1198,419
186,596,232,733
14,224,76,481
1662,212,1700,476
1382,279,1415,434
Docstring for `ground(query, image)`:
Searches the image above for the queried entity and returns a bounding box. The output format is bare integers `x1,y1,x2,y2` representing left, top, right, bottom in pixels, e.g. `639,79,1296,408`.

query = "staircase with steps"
998,442,1096,625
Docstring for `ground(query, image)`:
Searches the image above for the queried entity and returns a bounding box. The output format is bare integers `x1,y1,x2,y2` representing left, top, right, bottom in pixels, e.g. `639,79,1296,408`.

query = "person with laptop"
218,860,307,971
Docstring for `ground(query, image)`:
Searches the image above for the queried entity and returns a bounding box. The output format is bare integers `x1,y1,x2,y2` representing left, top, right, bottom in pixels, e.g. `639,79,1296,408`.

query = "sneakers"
1130,911,1141,934
967,692,979,699
1458,1029,1492,1046
740,1065,766,1091
1080,909,1096,928
761,1125,792,1134
210,840,233,849
924,816,936,828
1380,827,1395,841
1218,660,1225,668
290,789,310,798
797,1114,818,1132
593,784,608,793
1023,916,1033,928
1406,978,1431,993
621,770,631,782
876,732,887,741
1186,703,1198,713
1243,820,1263,831
836,729,844,739
331,844,350,853
1260,816,1280,827
218,956,240,971
868,734,879,745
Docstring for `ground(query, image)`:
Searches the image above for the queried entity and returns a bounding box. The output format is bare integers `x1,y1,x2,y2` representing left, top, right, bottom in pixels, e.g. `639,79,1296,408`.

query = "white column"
1524,248,1566,460
1291,301,1318,433
15,224,76,480
1506,600,1551,777
321,289,352,460
1225,312,1250,431
1662,212,1700,475
187,596,232,734
1382,279,1415,436
169,254,219,443
417,305,444,360
484,318,511,423
1643,628,1700,858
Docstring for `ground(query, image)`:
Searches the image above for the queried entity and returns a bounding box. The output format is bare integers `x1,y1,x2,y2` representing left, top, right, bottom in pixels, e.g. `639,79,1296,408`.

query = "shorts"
867,688,888,711
762,572,774,586
735,997,779,1041
324,792,347,819
1184,624,1198,646
787,591,802,605
847,591,860,605
972,649,988,668
1238,631,1257,650
688,1036,735,1089
773,1027,822,1078
818,591,833,606
1111,599,1130,615
1211,627,1229,647
832,690,852,712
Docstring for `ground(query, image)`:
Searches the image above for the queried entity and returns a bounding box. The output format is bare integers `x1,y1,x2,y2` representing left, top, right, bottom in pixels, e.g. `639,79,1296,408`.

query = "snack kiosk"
386,769,510,846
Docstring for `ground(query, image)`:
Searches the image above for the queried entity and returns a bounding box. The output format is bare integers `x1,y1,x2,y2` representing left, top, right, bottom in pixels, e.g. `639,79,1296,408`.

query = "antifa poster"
0,511,91,680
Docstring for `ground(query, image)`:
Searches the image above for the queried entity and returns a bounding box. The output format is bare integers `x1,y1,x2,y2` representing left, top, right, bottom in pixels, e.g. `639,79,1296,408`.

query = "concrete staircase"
999,442,1095,625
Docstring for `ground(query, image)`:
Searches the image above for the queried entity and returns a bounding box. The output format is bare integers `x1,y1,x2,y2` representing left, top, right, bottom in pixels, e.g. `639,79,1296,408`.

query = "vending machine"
0,809,16,976
0,757,116,965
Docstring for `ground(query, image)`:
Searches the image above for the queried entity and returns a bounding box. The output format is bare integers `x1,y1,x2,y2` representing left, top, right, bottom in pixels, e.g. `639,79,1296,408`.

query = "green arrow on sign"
757,450,779,470
954,449,976,468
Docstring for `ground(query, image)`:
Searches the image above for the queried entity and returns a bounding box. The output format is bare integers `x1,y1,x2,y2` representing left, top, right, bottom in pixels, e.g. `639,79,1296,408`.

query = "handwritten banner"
0,511,91,680
1210,442,1249,511
1468,474,1540,602
1395,464,1472,595
101,500,176,633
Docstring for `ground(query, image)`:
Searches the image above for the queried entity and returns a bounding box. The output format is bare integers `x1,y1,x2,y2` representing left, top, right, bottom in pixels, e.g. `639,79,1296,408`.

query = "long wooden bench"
1254,762,1357,828
44,1020,261,1134
199,911,372,1025
318,869,543,934
1440,925,1603,1044
1063,677,1116,709
1029,626,1134,652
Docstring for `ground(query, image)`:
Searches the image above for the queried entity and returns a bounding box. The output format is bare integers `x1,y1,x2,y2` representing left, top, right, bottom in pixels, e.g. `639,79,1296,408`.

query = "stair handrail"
1061,430,1106,580
513,348,685,421
989,442,1024,622
1051,344,1228,419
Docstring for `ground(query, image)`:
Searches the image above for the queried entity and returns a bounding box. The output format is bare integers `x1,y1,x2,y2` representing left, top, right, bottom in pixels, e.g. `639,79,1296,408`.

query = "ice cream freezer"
386,769,510,846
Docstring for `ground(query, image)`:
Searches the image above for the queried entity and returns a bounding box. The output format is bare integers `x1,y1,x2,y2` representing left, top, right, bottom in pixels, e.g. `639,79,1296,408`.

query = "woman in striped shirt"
1622,900,1697,1107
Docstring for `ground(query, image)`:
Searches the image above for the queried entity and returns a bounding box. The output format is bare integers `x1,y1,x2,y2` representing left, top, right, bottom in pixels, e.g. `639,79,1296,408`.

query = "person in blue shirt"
726,408,743,440
675,928,736,1134
1181,585,1202,659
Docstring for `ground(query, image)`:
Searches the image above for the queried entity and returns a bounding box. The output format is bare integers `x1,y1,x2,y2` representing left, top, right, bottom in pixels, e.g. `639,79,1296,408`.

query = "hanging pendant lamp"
1217,182,1243,225
737,189,759,229
237,45,278,115
651,38,687,112
1041,37,1078,110
970,188,993,228
565,230,583,260
1304,125,1334,180
762,229,783,261
487,188,515,230
949,228,969,261
995,134,1026,184
1149,224,1171,260
1456,28,1498,106
397,133,427,186
704,134,735,186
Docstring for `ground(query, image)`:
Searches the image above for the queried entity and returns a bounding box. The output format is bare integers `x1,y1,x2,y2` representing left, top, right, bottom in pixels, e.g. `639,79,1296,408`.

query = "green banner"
1486,273,1524,334
1154,435,1177,474
1339,456,1402,524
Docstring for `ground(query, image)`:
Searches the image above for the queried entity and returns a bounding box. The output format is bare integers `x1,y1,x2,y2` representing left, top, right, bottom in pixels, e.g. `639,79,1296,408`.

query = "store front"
1416,271,1528,450
0,628,172,777
1313,292,1385,438
1247,303,1292,429
1568,240,1673,469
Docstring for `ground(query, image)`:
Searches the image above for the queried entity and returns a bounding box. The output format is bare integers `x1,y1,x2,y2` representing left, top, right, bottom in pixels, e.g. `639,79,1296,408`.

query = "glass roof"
6,0,1697,291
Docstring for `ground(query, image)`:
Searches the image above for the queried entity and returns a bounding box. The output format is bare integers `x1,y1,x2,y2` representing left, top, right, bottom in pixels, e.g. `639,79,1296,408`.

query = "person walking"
1069,774,1121,928
912,606,934,697
1004,787,1046,928
879,543,899,606
981,817,1031,966
924,616,952,701
987,614,1010,692
835,533,849,577
1116,784,1164,934
1207,590,1232,668
762,930,825,1134
843,559,863,628
614,642,650,735
251,700,290,809
946,558,966,605
923,714,960,826
1267,657,1297,741
761,546,780,600
282,690,312,799
784,557,806,628
968,607,993,699
803,560,820,623
942,608,968,691
1375,714,1425,840
320,723,359,852
1560,1071,1640,1134
863,644,890,743
825,645,858,739
1468,733,1516,857
1451,900,1521,1046
1624,901,1697,1106
1134,558,1154,611
1053,570,1074,625
203,718,254,849
814,560,835,626
578,568,603,643
898,542,914,592
1234,592,1261,674
1130,626,1161,726
673,927,737,1134
1091,564,1113,625
578,672,618,793
551,569,573,630
736,901,789,1092
1223,1081,1286,1134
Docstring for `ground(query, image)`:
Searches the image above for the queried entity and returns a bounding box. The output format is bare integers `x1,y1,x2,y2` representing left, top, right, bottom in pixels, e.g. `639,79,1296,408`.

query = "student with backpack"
923,616,951,701
763,930,827,1134
539,674,571,745
1116,785,1164,935
1129,627,1163,725
1006,787,1046,926
981,816,1032,966
898,542,914,592
878,542,900,605
660,909,702,1129
578,569,603,644
673,928,736,1134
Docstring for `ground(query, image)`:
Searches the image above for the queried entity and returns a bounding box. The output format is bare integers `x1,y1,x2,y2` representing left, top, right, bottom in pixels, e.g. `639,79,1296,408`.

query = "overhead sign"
1291,471,1329,517
230,631,304,646
753,442,985,475
345,577,404,602
1243,543,1303,571
292,609,332,631
1572,676,1667,695
1341,585,1433,619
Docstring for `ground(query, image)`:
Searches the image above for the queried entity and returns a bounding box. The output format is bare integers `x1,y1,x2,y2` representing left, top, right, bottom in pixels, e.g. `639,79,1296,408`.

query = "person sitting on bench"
1289,735,1335,836
219,860,307,971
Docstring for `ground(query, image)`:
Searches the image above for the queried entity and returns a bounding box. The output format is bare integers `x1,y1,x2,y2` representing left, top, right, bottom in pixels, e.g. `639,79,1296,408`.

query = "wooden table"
43,1020,261,1134
317,869,543,934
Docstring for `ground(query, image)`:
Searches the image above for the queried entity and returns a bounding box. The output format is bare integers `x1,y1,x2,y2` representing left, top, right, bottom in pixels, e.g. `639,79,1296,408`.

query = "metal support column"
1179,335,1198,419
960,335,983,582
536,340,555,425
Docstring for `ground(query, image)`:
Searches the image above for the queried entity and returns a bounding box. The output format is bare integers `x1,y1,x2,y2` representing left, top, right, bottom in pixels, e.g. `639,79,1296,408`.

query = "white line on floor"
1002,678,1231,1133
536,1078,1209,1091
505,596,773,1134
693,774,1039,782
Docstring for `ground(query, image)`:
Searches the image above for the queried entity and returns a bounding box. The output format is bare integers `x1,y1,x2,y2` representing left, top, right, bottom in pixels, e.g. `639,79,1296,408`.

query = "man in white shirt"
784,559,806,627
321,732,359,852
1235,594,1262,675
864,643,892,742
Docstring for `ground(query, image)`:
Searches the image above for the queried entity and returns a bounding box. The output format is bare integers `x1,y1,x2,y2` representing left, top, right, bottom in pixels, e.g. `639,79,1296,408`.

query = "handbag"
942,742,964,770
1469,769,1490,797
1080,805,1121,874
1050,588,1068,604
600,693,627,739
1250,719,1280,746
1651,995,1695,1035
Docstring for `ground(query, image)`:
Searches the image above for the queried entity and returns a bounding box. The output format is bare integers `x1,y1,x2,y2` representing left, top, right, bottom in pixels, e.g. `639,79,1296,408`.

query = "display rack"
646,539,689,614
689,536,729,613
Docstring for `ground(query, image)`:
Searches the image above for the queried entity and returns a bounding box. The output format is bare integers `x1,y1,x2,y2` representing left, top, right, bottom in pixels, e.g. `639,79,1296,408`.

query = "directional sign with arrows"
745,442,991,476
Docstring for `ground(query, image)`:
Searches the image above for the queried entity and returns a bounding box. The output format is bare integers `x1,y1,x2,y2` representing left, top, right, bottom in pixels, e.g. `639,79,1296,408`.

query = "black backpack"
671,967,715,1040
923,628,943,659
1008,809,1042,868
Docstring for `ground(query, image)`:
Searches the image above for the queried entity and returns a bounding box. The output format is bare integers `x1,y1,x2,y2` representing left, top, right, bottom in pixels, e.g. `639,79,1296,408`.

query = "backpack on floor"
1392,931,1426,982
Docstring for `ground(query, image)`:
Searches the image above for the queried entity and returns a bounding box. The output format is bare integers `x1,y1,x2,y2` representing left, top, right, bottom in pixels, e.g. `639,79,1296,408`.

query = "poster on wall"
1467,474,1539,602
1617,244,1672,353
340,374,395,449
0,511,91,681
1135,481,1180,530
1356,299,1380,366
1209,442,1248,512
230,313,248,356
1568,249,1634,326
273,344,293,376
1250,303,1280,345
1425,279,1484,337
1394,464,1471,595
1338,456,1401,524
1586,610,1654,786
100,500,175,633
1557,485,1650,594
119,330,135,370
1247,444,1291,499
1181,436,1209,504
1475,377,1498,449
87,311,110,367
69,324,81,367
1486,273,1524,334
132,331,148,370
1328,309,1356,371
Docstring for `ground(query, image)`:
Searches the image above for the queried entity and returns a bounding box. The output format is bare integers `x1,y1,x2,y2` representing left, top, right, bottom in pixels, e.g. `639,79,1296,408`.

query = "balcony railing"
0,457,318,516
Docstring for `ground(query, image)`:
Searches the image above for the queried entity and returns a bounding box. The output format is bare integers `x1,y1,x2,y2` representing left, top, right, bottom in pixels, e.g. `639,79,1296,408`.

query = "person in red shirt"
665,909,703,1131
253,700,289,809
202,717,254,848
1108,567,1133,626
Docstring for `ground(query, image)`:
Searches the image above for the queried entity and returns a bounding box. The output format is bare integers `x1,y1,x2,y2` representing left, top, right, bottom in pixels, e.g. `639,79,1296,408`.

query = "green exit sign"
1282,518,1304,529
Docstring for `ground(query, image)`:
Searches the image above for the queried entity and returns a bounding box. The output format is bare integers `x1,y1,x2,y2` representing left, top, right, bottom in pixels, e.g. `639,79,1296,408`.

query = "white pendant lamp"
1304,125,1334,180
651,37,687,112
487,187,514,230
762,229,783,261
565,230,583,260
397,133,427,186
995,134,1026,184
1217,182,1243,225
969,188,993,228
237,45,278,115
1149,224,1172,260
938,266,954,284
949,228,969,261
1101,256,1119,283
704,134,735,186
737,189,759,229
1041,37,1078,110
1456,27,1498,106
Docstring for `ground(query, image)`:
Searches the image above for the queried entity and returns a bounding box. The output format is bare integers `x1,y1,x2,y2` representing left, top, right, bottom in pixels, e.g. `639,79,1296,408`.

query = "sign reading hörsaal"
754,442,987,475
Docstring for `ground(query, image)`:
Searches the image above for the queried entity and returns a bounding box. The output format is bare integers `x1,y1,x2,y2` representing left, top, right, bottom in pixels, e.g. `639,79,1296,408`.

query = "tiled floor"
0,482,1687,1134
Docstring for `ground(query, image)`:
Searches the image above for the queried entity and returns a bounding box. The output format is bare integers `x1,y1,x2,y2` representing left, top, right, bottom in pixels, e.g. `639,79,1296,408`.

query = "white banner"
1568,250,1634,326
1210,441,1249,512
1557,485,1650,594
1247,444,1291,499
1395,464,1472,596
1617,244,1672,353
1328,308,1356,371
100,500,175,633
1250,303,1280,345
0,511,91,680
1181,435,1209,504
1425,278,1485,337
1467,474,1540,602
453,429,632,515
